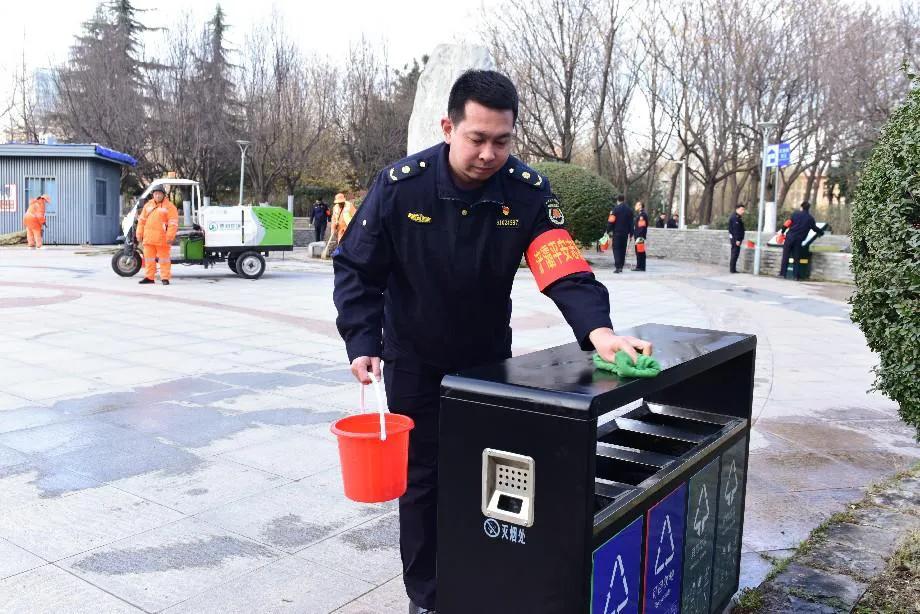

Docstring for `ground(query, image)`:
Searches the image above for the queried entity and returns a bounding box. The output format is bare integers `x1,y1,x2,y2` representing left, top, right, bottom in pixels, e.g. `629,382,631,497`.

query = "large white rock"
406,44,496,156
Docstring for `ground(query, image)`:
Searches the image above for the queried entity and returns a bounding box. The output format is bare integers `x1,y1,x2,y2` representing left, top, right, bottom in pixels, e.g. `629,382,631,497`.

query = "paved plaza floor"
0,246,916,613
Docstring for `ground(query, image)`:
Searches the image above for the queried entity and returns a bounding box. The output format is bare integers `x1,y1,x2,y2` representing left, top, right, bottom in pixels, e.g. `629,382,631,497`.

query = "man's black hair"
616,195,626,203
736,203,746,209
801,201,811,211
448,70,519,125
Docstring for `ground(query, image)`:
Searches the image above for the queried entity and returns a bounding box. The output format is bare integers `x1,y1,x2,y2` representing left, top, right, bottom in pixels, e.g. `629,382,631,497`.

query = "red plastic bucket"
331,412,414,502
330,375,414,503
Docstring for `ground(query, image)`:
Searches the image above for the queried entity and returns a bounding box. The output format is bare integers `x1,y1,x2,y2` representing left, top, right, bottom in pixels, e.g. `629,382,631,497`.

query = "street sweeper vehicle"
111,178,293,280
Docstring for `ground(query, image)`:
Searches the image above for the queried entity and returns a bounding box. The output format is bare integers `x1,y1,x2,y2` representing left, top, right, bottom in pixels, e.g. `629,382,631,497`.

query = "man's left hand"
589,327,653,365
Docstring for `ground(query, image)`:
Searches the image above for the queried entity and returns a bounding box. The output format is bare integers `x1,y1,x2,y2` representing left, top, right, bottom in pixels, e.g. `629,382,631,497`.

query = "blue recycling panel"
591,516,643,614
643,483,688,614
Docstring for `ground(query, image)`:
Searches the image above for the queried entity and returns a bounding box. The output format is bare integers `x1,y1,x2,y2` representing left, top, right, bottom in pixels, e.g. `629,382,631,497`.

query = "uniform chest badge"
501,205,510,216
546,197,565,226
407,212,431,224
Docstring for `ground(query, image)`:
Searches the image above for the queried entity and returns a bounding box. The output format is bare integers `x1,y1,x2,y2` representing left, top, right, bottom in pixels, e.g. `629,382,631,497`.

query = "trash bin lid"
441,324,755,419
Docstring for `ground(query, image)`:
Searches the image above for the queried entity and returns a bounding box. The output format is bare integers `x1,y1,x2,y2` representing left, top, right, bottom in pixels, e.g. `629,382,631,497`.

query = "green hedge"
531,161,617,245
850,71,920,437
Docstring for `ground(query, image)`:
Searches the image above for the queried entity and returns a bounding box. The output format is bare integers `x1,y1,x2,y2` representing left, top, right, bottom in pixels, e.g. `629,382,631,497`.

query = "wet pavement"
0,246,916,613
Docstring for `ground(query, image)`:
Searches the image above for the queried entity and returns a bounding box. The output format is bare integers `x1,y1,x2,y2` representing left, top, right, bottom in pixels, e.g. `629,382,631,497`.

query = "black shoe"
614,268,622,274
161,279,170,285
138,278,154,284
408,603,436,614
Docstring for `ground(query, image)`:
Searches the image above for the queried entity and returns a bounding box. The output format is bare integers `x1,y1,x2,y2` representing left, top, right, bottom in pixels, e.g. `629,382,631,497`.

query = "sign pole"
754,122,776,276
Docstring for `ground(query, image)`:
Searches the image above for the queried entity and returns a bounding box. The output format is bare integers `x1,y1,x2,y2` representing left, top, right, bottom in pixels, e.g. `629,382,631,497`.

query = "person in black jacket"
655,213,666,228
667,213,679,228
311,199,330,243
779,201,823,279
728,204,746,273
606,195,633,273
631,201,649,271
332,70,652,614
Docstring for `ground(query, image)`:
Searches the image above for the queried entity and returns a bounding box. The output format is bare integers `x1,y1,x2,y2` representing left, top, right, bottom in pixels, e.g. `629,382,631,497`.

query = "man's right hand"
351,356,382,384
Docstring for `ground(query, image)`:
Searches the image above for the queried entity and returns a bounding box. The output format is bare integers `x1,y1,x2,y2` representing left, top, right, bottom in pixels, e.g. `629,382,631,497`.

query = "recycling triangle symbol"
604,554,630,614
724,459,739,508
654,514,676,575
693,484,710,537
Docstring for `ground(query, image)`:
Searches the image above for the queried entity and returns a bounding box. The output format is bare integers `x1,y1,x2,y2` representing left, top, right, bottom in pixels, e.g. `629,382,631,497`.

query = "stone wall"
643,228,853,283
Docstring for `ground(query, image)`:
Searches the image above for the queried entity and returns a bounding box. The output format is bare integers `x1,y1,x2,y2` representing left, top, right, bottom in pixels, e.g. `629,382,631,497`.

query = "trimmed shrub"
531,161,617,245
849,71,920,436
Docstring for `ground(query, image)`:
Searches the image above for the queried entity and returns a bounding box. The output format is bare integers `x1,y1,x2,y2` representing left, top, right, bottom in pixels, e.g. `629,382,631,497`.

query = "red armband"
783,219,792,228
638,219,647,228
608,214,616,223
526,229,592,291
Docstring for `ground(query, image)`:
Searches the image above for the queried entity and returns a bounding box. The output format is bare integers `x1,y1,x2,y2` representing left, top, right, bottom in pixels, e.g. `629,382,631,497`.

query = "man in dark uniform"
667,213,679,228
655,213,666,228
332,70,652,614
728,204,746,273
606,195,633,273
631,201,649,271
311,199,330,243
779,201,823,279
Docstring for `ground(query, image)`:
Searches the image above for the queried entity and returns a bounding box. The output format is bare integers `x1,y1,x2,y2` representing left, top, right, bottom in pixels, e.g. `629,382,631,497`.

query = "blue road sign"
765,143,791,168
778,143,791,168
644,483,688,614
592,516,643,614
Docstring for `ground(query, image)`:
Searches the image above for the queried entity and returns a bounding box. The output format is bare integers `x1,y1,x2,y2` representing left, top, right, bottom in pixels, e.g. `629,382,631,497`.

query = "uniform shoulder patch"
505,162,546,189
545,196,565,226
385,158,429,184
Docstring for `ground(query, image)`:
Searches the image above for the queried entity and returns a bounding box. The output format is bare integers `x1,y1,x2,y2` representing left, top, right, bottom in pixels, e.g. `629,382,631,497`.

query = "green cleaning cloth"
593,351,662,378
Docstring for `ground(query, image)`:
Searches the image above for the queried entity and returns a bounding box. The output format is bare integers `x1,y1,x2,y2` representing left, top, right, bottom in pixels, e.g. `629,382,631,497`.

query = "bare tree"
487,0,594,162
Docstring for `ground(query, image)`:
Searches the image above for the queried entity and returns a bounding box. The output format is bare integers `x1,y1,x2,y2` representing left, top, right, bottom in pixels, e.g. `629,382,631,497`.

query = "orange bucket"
330,375,414,503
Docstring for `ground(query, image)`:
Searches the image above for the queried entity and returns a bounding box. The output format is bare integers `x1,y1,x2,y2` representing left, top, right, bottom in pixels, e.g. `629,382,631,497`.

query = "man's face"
634,202,642,212
737,207,745,215
152,191,165,203
441,101,514,189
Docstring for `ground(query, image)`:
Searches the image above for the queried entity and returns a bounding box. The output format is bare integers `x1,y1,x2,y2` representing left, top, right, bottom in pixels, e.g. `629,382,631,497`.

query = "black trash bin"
437,323,756,614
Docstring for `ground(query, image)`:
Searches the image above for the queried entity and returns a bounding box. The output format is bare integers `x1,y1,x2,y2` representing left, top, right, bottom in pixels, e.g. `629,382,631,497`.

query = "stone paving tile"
216,431,340,481
109,457,291,515
61,517,281,612
0,564,143,613
335,574,409,613
195,468,391,555
0,457,104,511
162,555,375,614
297,513,402,585
0,419,140,458
0,485,184,561
768,562,867,611
0,537,46,580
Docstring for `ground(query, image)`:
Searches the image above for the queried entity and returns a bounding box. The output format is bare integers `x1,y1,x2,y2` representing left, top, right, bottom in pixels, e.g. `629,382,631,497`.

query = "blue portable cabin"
0,143,137,245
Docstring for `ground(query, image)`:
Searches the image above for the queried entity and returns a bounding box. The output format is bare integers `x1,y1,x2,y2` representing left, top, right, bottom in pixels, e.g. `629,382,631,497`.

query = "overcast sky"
1,0,496,75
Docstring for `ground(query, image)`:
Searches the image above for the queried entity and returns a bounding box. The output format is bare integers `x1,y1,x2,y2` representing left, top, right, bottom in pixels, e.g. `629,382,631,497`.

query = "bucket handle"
359,372,388,441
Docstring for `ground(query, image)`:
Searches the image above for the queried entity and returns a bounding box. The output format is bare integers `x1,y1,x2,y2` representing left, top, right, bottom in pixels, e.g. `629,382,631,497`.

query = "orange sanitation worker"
23,194,50,248
136,188,179,285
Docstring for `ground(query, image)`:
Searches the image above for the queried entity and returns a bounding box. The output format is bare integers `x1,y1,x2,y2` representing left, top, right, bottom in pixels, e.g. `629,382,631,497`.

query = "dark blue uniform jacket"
729,213,745,242
332,143,612,372
606,203,634,236
633,210,649,239
786,210,821,243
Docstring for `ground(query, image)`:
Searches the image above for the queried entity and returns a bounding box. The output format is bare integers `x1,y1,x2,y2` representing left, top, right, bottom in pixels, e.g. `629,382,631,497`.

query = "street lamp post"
754,121,777,276
235,140,250,206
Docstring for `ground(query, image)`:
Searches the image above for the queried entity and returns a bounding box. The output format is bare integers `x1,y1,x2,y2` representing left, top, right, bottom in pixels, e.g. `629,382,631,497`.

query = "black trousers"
779,239,802,278
383,361,444,610
612,233,629,270
634,237,646,271
730,241,741,272
314,221,327,243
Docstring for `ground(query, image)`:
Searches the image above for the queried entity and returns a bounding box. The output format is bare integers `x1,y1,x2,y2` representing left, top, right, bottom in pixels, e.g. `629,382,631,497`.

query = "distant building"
0,143,137,244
